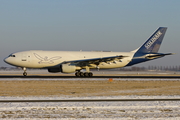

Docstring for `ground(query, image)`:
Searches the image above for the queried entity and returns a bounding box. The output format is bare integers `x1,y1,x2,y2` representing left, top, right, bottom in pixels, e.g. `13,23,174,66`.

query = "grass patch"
0,80,180,97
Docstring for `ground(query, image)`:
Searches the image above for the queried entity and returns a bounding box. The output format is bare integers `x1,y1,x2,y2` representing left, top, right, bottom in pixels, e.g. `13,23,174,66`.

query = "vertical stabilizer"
136,27,167,53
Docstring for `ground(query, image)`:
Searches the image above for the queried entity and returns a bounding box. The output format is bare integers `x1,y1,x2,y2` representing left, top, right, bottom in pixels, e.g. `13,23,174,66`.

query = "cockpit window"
9,55,16,57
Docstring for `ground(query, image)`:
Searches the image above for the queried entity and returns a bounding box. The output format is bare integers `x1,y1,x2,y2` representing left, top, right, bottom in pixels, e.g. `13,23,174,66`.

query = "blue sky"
0,0,180,67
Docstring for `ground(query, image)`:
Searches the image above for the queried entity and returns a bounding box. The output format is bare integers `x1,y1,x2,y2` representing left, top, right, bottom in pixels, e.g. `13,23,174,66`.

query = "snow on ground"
0,70,180,119
0,96,180,119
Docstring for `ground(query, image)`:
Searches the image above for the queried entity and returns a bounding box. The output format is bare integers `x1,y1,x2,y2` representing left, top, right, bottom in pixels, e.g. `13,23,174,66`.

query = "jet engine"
60,64,77,73
48,64,78,73
48,68,60,73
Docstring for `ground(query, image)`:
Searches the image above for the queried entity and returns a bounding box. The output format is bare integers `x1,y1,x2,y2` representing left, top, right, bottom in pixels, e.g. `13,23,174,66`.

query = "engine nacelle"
48,68,60,73
60,64,76,73
48,64,78,73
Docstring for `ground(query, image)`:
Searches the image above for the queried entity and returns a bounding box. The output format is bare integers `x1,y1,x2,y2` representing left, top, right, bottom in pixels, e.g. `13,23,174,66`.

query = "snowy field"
0,70,180,119
1,96,180,119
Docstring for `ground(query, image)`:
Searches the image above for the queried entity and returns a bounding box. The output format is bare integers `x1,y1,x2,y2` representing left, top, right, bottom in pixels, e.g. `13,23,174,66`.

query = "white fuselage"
4,27,171,76
4,50,134,69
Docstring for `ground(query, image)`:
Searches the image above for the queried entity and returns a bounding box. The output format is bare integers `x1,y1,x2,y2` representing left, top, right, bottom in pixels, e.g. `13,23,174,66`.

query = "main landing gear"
75,66,93,77
75,72,93,77
23,67,27,76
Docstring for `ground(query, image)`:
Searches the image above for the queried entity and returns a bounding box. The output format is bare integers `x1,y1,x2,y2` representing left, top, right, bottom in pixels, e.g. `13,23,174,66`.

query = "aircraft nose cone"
4,57,15,66
4,57,9,63
4,57,12,65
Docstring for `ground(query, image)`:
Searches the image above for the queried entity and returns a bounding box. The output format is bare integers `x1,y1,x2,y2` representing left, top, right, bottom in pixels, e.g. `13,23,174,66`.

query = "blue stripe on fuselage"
126,53,150,66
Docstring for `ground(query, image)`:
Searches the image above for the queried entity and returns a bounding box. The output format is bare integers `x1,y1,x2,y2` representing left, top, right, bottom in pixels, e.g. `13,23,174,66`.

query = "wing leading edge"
63,55,128,67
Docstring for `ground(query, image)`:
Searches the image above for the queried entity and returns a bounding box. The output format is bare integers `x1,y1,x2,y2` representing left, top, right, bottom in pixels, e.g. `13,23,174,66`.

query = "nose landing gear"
23,67,27,76
23,72,27,76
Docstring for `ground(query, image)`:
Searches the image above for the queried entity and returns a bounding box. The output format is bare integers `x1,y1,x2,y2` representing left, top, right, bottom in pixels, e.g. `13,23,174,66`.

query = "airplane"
4,27,173,77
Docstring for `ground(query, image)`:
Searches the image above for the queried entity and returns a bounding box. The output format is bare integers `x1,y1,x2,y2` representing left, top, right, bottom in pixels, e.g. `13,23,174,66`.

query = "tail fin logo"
145,31,162,49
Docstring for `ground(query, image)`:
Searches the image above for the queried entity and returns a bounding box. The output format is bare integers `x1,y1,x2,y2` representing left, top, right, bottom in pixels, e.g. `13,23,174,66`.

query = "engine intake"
48,68,60,73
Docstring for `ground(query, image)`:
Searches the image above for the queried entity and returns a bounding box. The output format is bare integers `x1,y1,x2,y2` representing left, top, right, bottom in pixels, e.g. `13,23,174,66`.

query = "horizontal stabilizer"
145,53,174,59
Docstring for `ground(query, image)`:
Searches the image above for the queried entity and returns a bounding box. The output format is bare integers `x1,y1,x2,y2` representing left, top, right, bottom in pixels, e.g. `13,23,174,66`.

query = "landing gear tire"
75,72,93,77
88,72,93,77
23,72,27,76
84,72,89,77
75,72,81,77
80,72,84,77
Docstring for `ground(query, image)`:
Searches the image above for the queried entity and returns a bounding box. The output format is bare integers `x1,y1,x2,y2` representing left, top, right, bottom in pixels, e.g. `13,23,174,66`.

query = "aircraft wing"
63,55,128,66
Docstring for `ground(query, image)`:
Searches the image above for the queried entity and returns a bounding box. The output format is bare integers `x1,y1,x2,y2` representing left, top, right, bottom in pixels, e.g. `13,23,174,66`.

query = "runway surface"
1,70,180,78
1,75,180,78
1,98,180,102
